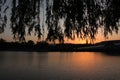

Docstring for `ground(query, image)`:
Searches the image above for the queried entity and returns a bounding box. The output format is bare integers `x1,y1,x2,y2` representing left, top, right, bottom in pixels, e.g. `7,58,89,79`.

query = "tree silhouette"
0,0,8,33
46,0,120,43
1,0,120,43
102,0,120,37
0,38,6,42
11,0,41,42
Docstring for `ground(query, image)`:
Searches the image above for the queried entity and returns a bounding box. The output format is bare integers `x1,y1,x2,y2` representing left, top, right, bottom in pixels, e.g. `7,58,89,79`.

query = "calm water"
0,52,120,80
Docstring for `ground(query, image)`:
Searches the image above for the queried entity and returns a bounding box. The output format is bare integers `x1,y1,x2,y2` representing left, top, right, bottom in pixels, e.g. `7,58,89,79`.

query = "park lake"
0,51,120,80
0,0,120,80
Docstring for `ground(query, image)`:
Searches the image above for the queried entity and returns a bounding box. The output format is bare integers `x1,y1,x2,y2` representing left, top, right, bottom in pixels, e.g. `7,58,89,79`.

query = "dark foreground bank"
0,40,120,52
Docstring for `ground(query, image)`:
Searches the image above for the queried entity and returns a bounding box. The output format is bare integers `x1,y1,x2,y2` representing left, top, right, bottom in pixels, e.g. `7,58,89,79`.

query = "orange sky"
0,1,120,44
0,27,120,44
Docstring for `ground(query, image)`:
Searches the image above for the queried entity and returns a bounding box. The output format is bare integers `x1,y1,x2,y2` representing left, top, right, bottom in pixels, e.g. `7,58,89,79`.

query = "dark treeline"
0,0,120,43
0,38,92,52
0,38,120,52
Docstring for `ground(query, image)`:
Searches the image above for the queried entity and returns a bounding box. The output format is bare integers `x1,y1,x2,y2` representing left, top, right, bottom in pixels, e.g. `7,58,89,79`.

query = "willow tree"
46,0,100,43
1,0,120,43
46,0,120,43
102,0,120,37
11,0,41,42
0,0,7,33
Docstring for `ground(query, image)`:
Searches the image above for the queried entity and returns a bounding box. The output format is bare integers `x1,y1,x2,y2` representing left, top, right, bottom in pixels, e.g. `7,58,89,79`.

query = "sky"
0,26,120,44
0,0,120,44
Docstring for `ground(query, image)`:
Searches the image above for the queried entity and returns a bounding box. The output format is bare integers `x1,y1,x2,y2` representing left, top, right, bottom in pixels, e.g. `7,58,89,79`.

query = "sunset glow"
1,0,120,80
64,52,104,72
0,27,120,44
64,39,86,44
0,13,120,44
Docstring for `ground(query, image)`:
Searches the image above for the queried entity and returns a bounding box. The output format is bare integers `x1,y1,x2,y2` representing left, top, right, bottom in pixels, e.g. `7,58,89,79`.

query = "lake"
0,52,120,80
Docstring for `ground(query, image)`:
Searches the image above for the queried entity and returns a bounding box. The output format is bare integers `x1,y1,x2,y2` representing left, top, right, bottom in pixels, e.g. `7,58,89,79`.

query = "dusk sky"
0,26,120,44
0,0,120,44
1,1,120,80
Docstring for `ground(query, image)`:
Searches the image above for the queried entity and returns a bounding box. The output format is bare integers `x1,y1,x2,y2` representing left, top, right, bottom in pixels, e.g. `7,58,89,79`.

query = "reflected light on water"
0,52,120,80
71,52,98,71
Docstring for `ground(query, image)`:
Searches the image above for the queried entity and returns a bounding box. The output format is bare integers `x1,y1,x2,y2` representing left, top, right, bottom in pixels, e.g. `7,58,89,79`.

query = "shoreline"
1,40,120,53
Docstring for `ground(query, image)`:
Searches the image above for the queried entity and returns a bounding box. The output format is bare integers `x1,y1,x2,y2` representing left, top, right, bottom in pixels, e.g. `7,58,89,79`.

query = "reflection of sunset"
71,52,96,71
74,52,95,63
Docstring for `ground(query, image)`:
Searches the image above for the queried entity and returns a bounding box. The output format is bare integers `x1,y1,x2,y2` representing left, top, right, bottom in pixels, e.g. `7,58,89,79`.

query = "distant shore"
0,40,120,52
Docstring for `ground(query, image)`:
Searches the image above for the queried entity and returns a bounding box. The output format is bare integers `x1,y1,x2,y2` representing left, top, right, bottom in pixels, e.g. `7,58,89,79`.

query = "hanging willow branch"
0,0,120,43
11,0,42,42
0,0,8,33
46,0,120,43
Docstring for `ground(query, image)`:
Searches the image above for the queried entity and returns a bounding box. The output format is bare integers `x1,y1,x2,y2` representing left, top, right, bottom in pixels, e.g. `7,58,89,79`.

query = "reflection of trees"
1,0,120,43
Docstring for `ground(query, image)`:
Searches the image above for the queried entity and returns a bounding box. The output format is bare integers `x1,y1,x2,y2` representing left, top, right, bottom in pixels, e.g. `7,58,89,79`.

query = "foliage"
46,0,120,43
0,0,8,33
1,0,120,43
11,0,41,42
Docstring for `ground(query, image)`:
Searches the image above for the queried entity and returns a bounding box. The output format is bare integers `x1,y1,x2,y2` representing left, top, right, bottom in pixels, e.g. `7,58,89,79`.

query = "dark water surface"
0,51,120,80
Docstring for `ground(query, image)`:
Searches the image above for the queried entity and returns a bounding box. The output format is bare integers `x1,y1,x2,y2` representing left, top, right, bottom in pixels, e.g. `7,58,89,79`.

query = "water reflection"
0,52,120,80
102,51,120,56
